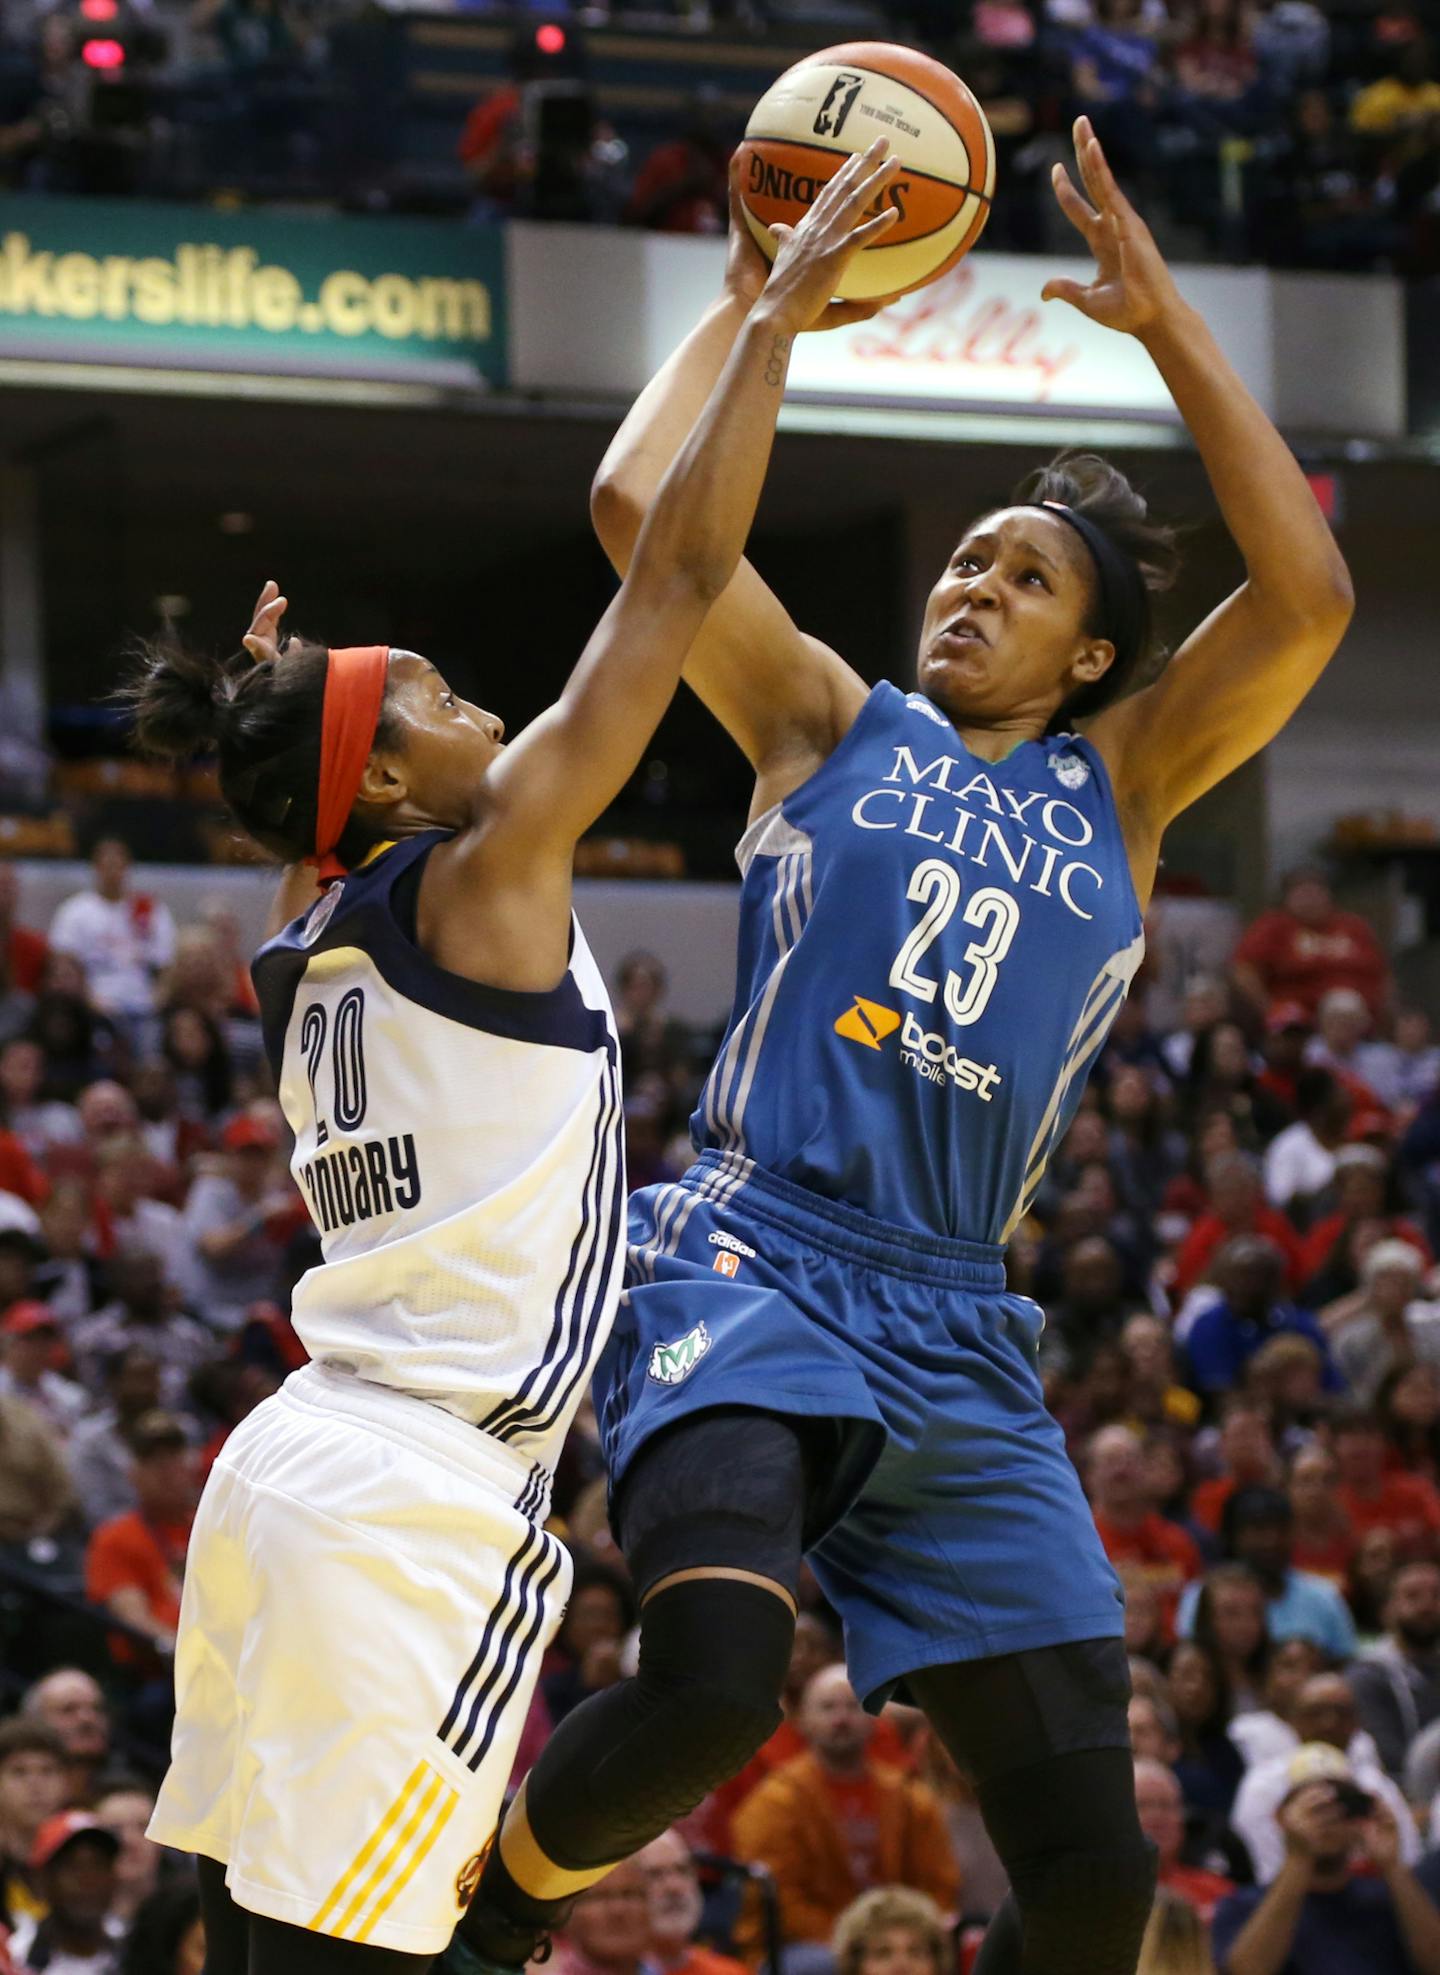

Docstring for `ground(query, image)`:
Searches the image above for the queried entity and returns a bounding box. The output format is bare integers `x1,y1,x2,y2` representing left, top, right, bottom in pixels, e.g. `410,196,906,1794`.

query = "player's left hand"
241,578,289,664
1041,116,1184,338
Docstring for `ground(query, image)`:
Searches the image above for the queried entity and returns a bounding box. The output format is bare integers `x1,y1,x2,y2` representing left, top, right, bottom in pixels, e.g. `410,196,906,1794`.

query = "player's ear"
356,753,408,809
1072,637,1114,687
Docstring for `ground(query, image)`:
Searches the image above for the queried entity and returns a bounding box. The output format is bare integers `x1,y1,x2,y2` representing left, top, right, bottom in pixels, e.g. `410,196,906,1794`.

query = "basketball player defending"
128,147,903,1974
460,121,1354,1975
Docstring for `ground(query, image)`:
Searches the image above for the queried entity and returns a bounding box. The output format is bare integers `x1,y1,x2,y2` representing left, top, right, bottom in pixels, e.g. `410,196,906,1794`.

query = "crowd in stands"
1,830,1440,1972
1,0,1439,272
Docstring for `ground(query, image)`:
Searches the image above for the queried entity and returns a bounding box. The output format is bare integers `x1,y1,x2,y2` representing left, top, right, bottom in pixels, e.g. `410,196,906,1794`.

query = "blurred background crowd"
1,0,1439,272
0,831,1438,1972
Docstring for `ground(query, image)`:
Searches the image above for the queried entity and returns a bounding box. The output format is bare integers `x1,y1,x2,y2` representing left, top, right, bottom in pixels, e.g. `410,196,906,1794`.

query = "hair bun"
119,641,245,760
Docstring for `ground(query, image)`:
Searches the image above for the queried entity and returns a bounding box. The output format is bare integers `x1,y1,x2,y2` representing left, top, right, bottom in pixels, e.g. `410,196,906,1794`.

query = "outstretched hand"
724,150,903,332
1042,117,1183,338
758,139,904,336
241,579,289,664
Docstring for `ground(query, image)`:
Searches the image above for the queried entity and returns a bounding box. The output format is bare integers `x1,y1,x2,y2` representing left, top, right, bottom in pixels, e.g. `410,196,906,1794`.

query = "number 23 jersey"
694,680,1144,1245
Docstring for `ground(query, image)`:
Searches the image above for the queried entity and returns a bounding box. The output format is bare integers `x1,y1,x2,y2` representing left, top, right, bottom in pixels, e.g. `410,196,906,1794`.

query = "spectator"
1105,1063,1189,1222
7,1813,119,1974
638,1829,745,1975
1230,1676,1419,1881
1333,1408,1440,1548
1214,1752,1440,1973
1231,866,1389,1023
1129,1691,1182,1766
1355,1007,1440,1119
0,1124,46,1214
540,1559,633,1725
553,1859,654,1975
1192,1399,1282,1534
91,1780,159,1932
65,1348,164,1530
1168,1638,1246,1816
626,96,730,234
20,1675,110,1810
32,1182,105,1328
730,1666,958,1958
70,1254,209,1410
1351,36,1440,138
0,1724,66,1934
1120,1316,1203,1433
84,1410,195,1663
1087,1424,1204,1642
47,841,175,1029
0,1042,81,1166
0,872,46,1001
1172,1156,1304,1300
830,1888,950,1975
1135,1890,1214,1975
0,1305,88,1438
158,1007,232,1127
1378,1361,1440,1481
180,1112,293,1330
1346,1558,1440,1780
1299,1147,1430,1309
1191,1563,1272,1714
27,960,128,1103
1133,1757,1235,1923
1184,1238,1339,1400
1263,1071,1352,1225
1039,1234,1138,1373
1327,1240,1440,1402
90,1142,195,1293
1184,1489,1357,1660
1287,1445,1355,1587
1228,1636,1328,1769
1183,1021,1289,1147
0,1384,77,1543
115,1881,203,1975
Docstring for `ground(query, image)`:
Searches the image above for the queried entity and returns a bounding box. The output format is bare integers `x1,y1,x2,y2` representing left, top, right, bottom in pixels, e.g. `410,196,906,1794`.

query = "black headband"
1024,500,1150,686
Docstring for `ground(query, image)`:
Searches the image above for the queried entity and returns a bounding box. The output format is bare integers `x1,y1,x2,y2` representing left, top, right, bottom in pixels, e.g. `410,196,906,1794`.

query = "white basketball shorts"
149,1362,571,1956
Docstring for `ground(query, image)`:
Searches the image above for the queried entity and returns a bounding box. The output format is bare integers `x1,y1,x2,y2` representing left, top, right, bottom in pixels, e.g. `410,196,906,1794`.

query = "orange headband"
308,645,389,882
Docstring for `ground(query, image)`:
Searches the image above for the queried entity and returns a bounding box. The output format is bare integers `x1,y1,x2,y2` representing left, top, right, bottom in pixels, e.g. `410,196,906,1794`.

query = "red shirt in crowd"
6,925,46,993
0,1131,47,1209
1336,1472,1440,1549
661,1951,747,1975
1092,1510,1203,1641
1172,1206,1305,1298
1292,1526,1357,1587
704,1712,912,1853
1233,907,1388,1019
85,1509,191,1663
1298,1213,1433,1282
1158,1860,1234,1924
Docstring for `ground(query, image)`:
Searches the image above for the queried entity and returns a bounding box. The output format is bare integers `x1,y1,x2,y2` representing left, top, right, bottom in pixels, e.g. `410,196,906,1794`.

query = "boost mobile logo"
834,997,902,1050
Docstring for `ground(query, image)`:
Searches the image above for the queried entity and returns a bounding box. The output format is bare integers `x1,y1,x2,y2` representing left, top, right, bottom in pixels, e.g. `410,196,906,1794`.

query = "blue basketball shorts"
592,1151,1124,1710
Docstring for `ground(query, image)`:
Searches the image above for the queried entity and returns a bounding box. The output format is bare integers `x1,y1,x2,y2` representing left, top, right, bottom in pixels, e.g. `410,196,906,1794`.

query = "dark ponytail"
1015,452,1180,722
120,638,393,866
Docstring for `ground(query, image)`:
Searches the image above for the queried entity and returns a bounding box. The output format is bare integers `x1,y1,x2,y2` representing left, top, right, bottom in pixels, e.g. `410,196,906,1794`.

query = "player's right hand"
724,153,899,332
242,578,289,664
746,140,902,336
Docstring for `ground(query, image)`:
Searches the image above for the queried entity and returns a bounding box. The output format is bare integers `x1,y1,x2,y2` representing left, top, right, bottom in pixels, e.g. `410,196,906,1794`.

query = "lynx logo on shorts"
834,996,902,1051
713,1251,741,1278
649,1322,712,1386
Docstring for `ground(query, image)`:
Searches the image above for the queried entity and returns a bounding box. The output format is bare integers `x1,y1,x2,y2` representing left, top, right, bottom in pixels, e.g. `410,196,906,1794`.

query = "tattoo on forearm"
764,333,792,388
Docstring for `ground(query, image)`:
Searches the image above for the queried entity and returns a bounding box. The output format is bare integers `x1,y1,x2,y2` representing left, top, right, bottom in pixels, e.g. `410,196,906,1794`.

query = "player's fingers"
248,577,279,623
1073,116,1111,215
1051,163,1101,240
849,207,901,248
1040,275,1092,311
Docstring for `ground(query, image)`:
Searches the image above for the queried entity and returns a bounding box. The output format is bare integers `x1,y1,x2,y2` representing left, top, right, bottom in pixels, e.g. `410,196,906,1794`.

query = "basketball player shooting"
124,144,902,1974
459,118,1354,1975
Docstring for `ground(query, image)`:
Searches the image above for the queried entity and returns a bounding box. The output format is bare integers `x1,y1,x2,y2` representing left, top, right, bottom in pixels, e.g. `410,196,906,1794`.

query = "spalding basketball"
738,44,995,302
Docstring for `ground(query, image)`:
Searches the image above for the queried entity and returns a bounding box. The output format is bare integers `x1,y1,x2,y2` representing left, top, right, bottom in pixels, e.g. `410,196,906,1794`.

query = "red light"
535,23,566,54
81,37,126,68
80,0,119,19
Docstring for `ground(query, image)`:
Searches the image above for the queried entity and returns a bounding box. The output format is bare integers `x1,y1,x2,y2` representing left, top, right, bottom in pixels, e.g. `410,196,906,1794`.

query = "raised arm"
1048,120,1354,871
589,162,879,800
486,144,899,849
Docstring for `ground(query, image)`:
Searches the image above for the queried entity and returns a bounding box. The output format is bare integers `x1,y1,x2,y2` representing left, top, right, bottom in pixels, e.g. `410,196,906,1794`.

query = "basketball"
737,43,996,302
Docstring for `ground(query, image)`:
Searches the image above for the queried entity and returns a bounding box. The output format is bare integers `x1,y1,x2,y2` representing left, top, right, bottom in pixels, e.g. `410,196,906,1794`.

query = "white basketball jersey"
252,832,624,1465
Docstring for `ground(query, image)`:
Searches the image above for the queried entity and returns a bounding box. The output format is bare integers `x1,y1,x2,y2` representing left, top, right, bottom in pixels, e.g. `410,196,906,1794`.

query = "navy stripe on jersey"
499,1061,625,1445
513,1463,546,1520
445,1529,558,1768
462,1538,565,1775
480,1056,623,1442
253,832,609,1085
438,1523,542,1748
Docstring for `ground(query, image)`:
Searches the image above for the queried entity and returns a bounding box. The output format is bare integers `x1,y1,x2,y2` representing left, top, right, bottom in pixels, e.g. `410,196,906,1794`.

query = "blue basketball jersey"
694,680,1145,1244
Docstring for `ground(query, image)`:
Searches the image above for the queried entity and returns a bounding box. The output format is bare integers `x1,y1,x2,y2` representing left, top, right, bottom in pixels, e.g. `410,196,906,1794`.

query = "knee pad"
1005,1841,1156,1975
527,1575,793,1868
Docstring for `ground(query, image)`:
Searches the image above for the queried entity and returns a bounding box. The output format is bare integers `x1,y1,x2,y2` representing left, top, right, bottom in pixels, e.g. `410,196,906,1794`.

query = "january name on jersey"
693,681,1145,1245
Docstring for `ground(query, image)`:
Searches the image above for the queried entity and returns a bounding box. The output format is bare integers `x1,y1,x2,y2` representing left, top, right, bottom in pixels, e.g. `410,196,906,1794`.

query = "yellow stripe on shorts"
310,1759,459,1940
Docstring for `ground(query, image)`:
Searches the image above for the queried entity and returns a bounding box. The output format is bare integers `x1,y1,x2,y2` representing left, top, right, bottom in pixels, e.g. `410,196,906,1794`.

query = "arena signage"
0,198,505,387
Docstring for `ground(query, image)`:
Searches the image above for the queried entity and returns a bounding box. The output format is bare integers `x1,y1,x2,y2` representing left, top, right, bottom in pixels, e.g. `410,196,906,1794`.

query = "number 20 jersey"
252,831,624,1460
693,680,1145,1246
